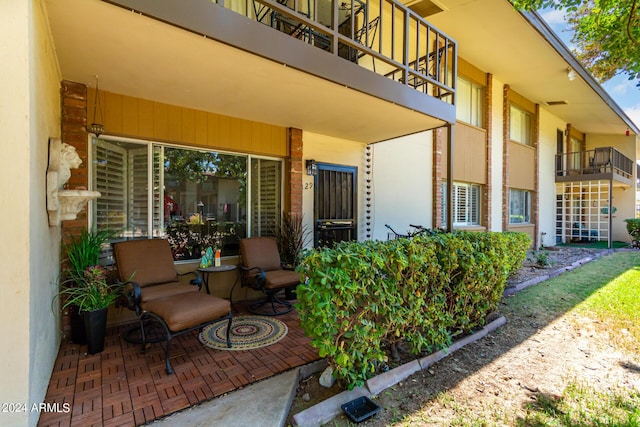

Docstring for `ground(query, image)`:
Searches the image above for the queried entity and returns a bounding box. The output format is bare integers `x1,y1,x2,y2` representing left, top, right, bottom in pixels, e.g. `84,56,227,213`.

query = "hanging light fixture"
89,75,105,137
566,67,577,81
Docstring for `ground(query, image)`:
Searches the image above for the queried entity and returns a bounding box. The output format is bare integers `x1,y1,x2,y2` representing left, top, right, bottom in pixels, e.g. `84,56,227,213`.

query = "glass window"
510,105,532,146
250,158,282,237
456,77,483,127
441,181,481,227
509,188,531,224
92,137,281,260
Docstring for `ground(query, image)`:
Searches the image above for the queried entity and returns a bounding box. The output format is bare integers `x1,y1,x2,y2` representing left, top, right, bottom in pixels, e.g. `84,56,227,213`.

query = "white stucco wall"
302,132,367,243
0,2,62,426
489,79,505,232
538,108,566,247
370,132,433,241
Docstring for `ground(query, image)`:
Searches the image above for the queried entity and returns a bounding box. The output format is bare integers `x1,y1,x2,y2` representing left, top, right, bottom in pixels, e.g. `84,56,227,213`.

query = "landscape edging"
292,316,507,427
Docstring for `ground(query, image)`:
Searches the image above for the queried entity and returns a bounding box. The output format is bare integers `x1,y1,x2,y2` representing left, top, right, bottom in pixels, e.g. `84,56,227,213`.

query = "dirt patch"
287,246,639,426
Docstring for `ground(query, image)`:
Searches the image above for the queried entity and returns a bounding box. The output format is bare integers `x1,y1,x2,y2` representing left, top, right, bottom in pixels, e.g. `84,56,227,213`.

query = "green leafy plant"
275,212,312,267
62,228,113,284
58,265,122,312
295,231,530,389
625,218,640,248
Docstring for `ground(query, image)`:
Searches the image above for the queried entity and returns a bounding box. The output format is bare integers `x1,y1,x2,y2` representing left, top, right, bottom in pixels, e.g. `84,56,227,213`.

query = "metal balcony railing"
555,147,633,184
216,0,457,104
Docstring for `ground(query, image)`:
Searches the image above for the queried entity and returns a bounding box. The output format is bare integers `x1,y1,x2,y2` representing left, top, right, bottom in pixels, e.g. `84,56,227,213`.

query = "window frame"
441,181,482,228
509,188,531,225
509,104,533,146
456,76,484,128
88,135,285,260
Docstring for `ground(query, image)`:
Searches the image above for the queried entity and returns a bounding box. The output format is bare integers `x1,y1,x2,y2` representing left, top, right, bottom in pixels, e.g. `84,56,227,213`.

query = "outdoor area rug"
199,315,288,351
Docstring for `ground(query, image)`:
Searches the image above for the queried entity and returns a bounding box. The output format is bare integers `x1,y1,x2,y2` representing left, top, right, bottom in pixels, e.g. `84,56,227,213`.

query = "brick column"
533,103,540,249
60,80,89,239
286,128,303,217
432,128,443,229
502,84,510,231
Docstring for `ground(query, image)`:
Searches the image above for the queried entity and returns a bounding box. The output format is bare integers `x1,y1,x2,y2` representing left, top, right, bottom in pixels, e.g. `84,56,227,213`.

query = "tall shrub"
295,231,530,389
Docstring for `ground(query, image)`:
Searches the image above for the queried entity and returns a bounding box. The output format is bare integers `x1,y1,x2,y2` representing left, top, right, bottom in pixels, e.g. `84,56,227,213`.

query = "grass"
410,252,640,427
505,252,640,321
520,380,640,426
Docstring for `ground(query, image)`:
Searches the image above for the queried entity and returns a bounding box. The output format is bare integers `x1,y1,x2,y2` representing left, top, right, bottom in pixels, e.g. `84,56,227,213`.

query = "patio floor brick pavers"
37,304,320,427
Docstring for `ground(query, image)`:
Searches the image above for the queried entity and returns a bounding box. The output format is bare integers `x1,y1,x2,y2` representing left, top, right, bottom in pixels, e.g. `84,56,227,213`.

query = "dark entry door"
314,163,357,247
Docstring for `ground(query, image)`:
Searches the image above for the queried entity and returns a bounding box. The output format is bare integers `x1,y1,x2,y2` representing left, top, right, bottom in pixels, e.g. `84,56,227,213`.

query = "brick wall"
502,84,510,230
287,128,303,217
432,128,443,228
60,80,89,240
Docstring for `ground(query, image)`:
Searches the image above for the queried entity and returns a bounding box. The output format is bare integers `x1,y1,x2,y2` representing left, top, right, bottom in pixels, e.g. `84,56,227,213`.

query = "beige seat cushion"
142,292,231,332
264,269,300,290
113,239,178,287
140,281,199,303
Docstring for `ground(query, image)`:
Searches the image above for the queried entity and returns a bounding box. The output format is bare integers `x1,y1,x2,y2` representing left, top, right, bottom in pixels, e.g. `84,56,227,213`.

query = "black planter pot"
82,307,108,354
69,304,87,345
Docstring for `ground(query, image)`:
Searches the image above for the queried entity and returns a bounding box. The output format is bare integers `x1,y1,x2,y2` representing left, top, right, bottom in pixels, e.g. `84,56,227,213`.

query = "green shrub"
624,218,640,246
295,231,530,389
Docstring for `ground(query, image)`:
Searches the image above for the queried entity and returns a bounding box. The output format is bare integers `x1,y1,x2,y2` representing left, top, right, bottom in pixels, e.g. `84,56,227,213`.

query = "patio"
37,303,320,426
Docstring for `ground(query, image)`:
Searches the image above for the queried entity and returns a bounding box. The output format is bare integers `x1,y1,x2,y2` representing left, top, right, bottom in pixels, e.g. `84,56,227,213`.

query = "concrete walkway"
147,368,299,427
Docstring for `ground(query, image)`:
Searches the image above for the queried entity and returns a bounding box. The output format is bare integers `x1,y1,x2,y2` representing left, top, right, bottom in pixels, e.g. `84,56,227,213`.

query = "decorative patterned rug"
199,315,288,351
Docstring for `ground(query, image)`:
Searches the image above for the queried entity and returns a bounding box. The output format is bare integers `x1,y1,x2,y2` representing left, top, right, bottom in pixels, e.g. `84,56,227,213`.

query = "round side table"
197,264,238,301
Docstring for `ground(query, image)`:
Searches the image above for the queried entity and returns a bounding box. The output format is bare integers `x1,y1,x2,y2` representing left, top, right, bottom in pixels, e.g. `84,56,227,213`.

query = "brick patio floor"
37,304,320,426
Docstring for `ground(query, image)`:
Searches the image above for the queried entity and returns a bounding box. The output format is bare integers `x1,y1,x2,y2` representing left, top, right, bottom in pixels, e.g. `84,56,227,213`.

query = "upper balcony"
555,147,634,186
91,0,456,142
218,0,457,103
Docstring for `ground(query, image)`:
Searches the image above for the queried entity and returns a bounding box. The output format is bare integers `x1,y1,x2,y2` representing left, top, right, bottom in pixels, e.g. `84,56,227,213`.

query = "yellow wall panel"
121,96,139,136
181,108,196,145
90,88,286,156
153,103,169,139
194,110,208,146
104,92,122,133
137,98,154,138
166,105,182,142
509,141,535,190
442,123,487,184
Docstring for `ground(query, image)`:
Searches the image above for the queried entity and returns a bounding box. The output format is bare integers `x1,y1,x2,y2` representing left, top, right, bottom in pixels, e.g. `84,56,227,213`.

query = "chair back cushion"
113,239,178,287
239,237,282,271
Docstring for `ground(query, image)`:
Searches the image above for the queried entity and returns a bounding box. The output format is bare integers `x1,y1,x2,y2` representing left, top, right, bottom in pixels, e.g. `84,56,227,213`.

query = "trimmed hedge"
295,231,530,389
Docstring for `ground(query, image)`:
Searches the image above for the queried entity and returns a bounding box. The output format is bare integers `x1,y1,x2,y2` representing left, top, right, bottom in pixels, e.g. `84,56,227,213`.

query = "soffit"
425,0,632,136
45,0,444,145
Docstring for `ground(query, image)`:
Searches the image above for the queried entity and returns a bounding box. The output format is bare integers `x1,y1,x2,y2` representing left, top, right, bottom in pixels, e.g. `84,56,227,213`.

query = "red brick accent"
502,85,510,231
61,80,89,239
286,128,303,217
432,128,443,229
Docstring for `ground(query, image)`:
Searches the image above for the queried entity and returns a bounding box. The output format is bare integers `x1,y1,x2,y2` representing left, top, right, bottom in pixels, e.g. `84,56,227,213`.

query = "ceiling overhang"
45,0,453,145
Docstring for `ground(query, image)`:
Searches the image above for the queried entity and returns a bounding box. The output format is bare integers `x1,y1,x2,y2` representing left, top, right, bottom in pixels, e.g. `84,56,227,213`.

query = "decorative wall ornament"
46,138,101,226
365,145,373,239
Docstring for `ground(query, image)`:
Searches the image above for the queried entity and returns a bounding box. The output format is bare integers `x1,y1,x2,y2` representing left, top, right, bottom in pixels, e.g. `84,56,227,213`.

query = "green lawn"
511,252,640,426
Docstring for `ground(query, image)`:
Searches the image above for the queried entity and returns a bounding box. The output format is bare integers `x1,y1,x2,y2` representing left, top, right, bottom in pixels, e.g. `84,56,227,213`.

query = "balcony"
219,0,457,102
555,147,633,186
97,0,457,141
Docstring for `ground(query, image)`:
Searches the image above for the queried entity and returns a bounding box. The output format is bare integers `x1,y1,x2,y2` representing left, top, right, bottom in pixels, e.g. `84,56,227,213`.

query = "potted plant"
275,212,311,300
59,265,122,354
60,228,113,345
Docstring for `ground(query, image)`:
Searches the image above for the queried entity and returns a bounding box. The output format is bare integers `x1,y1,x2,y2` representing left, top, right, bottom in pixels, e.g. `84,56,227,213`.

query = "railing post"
403,9,410,87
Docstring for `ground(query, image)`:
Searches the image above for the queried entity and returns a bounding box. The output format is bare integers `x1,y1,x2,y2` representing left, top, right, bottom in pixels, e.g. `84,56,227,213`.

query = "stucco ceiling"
426,0,636,136
44,0,445,144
